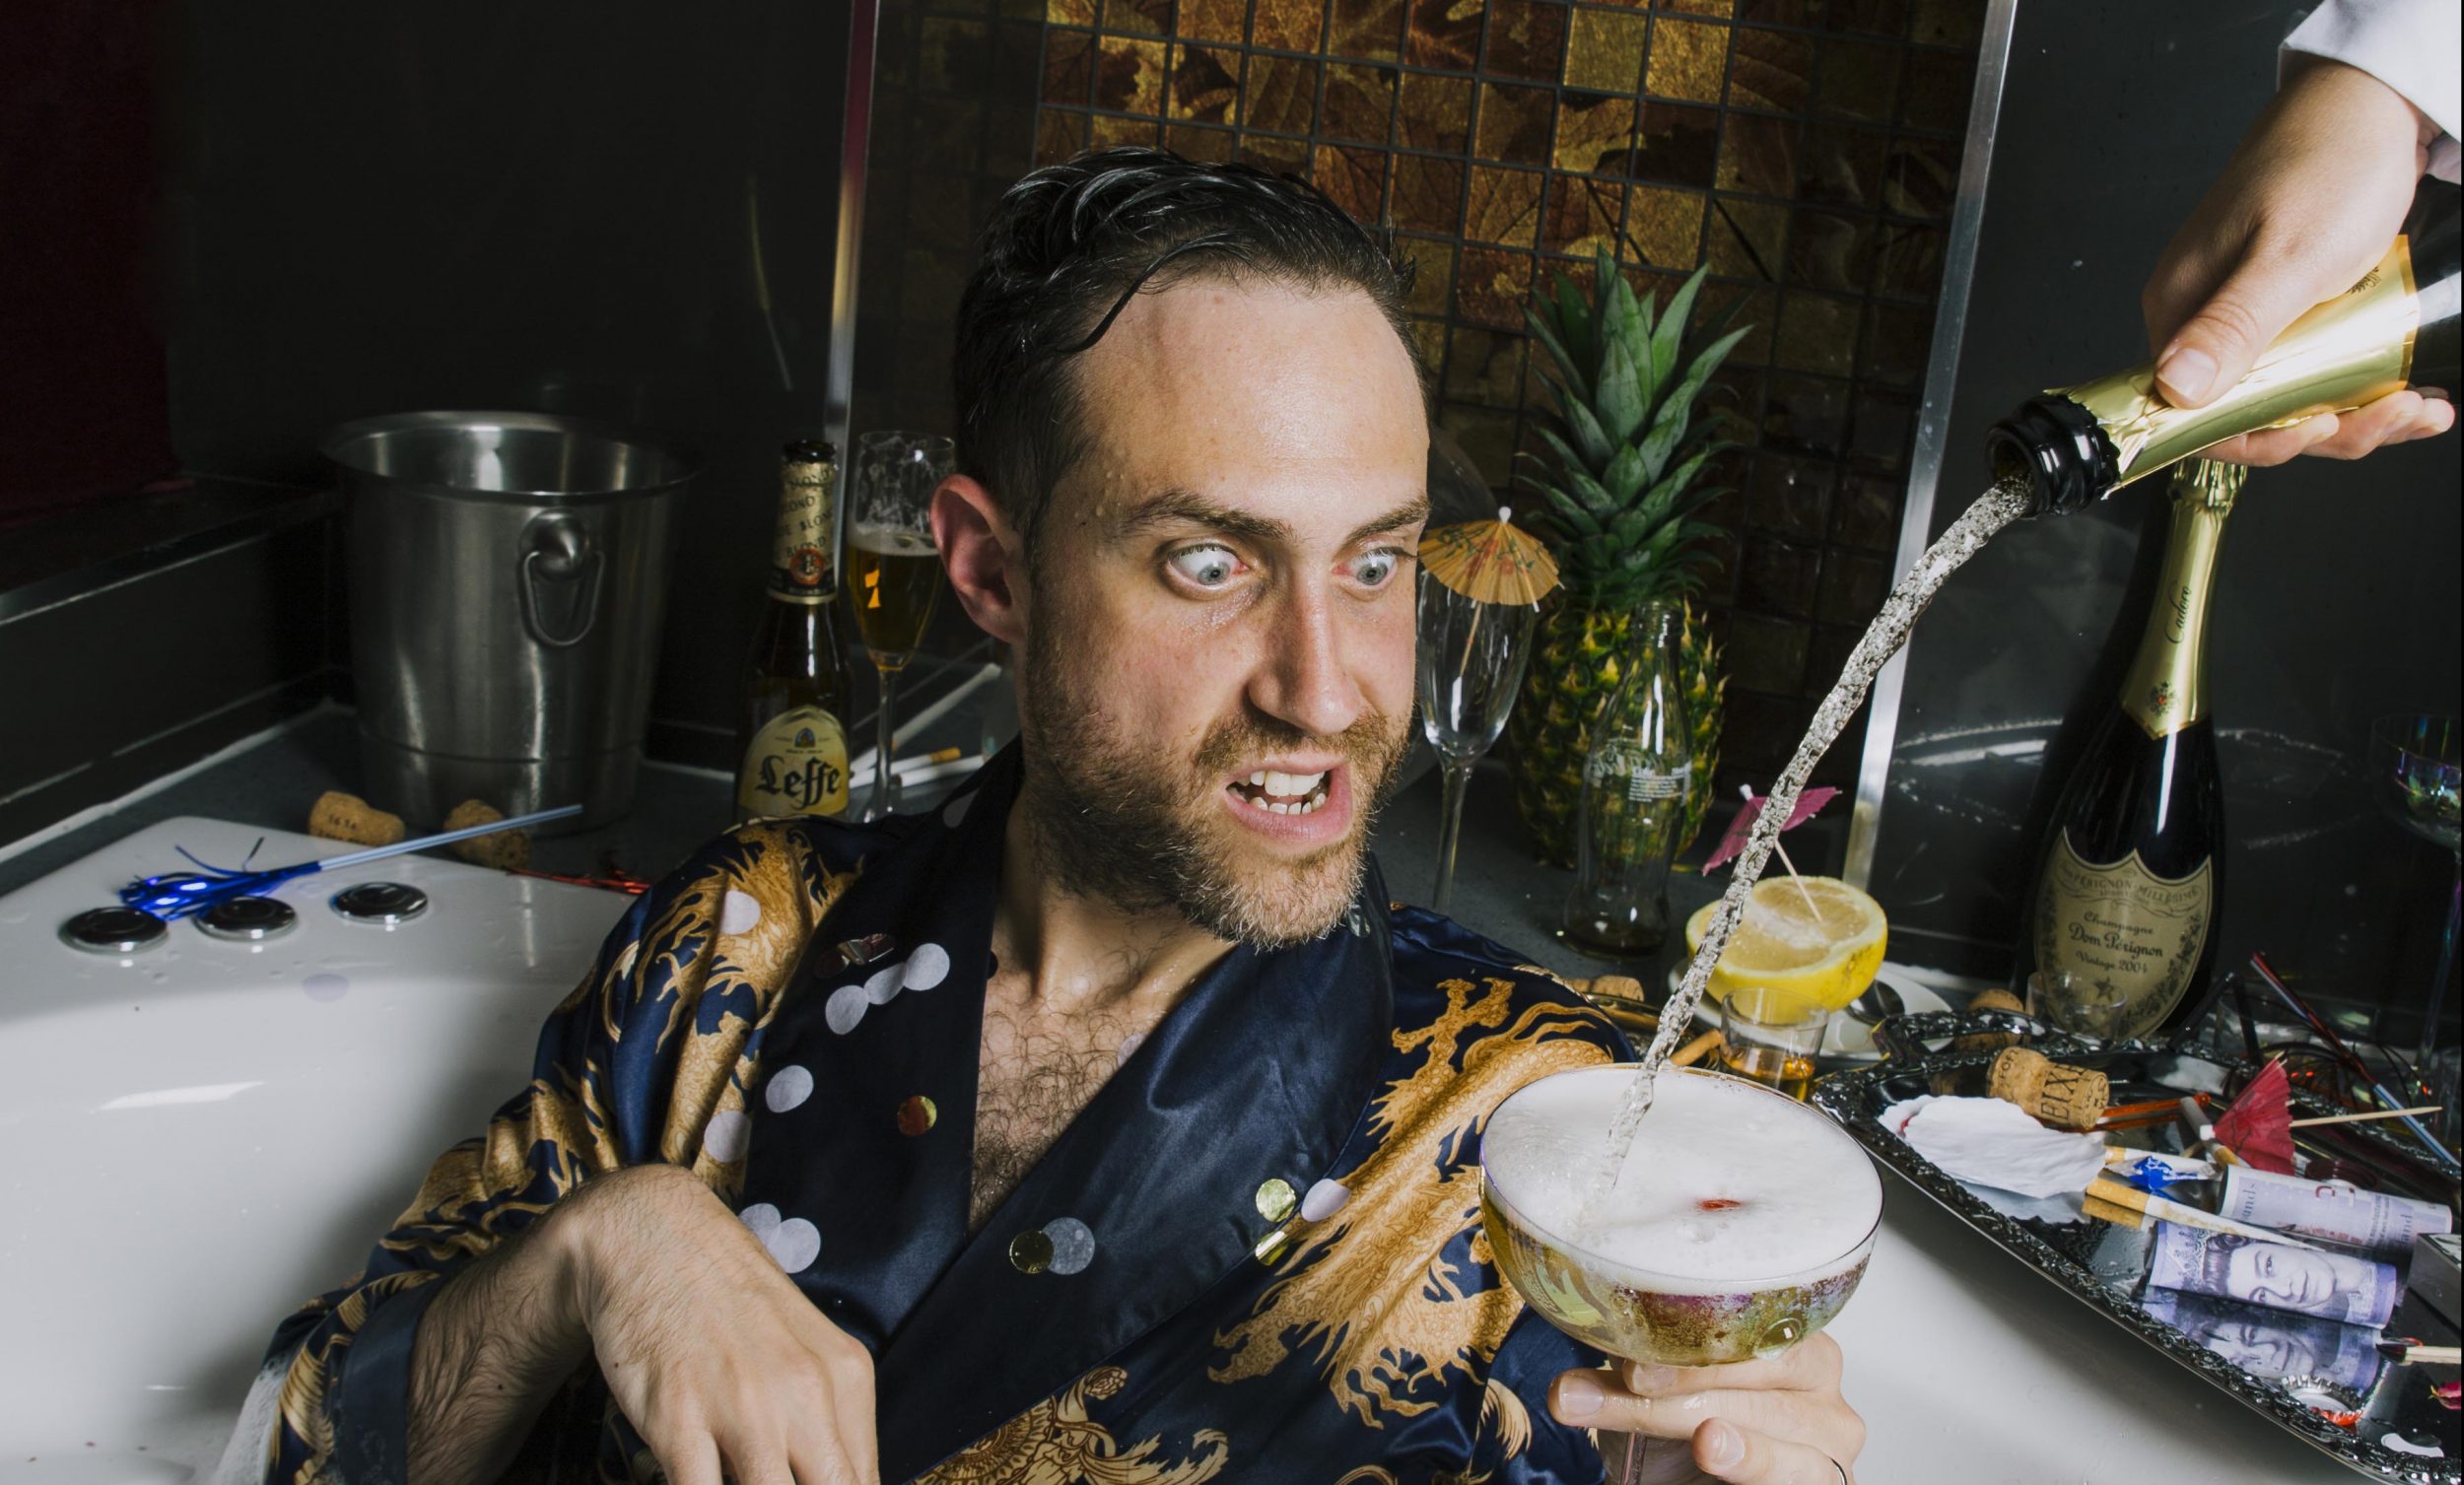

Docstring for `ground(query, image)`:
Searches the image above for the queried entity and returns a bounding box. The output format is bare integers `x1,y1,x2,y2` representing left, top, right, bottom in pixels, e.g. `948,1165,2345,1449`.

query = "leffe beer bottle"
736,439,853,820
1990,185,2458,516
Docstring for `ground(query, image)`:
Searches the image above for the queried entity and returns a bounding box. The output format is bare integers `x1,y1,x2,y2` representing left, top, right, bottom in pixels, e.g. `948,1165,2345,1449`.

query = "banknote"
2139,1288,2384,1399
2146,1220,2399,1327
2220,1168,2452,1254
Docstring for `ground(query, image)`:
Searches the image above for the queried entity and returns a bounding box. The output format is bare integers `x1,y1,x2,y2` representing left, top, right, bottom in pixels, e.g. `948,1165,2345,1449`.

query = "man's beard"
1016,629,1409,950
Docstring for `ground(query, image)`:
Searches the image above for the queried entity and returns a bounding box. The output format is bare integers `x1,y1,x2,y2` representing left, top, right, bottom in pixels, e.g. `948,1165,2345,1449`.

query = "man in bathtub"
239,149,1866,1485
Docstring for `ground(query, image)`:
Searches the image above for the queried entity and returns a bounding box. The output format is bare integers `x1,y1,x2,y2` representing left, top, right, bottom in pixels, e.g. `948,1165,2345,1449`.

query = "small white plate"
1667,964,1951,1063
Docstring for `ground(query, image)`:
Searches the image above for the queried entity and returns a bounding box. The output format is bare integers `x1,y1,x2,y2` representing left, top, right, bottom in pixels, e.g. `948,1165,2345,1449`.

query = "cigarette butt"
308,790,405,847
444,799,530,870
1671,1029,1723,1068
2081,1194,2147,1230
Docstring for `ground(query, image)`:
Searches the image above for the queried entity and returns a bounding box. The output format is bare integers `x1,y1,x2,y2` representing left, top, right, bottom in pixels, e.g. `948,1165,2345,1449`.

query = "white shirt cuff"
2284,0,2462,182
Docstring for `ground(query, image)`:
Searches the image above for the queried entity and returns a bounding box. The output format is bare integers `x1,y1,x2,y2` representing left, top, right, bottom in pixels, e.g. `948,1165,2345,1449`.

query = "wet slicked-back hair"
953,147,1419,549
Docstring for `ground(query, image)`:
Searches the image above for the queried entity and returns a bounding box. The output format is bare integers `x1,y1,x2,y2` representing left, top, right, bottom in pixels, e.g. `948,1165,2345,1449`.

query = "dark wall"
162,0,853,766
1868,1,2462,1036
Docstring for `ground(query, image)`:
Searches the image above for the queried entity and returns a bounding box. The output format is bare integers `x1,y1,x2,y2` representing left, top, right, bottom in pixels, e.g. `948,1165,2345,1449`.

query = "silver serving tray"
1814,1012,2461,1484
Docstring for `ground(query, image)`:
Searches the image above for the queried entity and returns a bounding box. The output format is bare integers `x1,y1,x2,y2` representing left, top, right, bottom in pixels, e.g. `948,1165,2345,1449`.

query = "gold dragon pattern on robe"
1208,976,1615,1427
919,1367,1229,1485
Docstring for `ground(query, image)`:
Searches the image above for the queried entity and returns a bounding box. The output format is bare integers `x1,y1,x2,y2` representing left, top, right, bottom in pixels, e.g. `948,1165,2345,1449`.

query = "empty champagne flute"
846,432,955,821
1417,571,1537,913
1415,510,1554,913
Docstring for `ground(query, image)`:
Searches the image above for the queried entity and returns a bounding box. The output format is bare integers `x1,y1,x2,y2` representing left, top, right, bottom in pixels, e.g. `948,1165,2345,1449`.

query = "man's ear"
932,474,1027,646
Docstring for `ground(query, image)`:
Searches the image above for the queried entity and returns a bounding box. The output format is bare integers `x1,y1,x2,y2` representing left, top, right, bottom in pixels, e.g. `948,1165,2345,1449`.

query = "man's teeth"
1234,770,1332,815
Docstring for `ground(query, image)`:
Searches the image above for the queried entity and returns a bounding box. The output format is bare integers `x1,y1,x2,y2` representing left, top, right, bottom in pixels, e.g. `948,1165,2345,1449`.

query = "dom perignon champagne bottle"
1991,185,2459,515
736,440,853,820
2019,458,2243,1042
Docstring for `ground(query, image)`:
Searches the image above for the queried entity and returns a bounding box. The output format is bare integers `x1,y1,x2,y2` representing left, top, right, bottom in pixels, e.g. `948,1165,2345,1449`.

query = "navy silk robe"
256,749,1625,1484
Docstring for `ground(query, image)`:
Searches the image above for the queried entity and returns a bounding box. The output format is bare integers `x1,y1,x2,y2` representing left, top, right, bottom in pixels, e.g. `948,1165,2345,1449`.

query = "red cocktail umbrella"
2213,1059,2298,1175
1704,785,1840,870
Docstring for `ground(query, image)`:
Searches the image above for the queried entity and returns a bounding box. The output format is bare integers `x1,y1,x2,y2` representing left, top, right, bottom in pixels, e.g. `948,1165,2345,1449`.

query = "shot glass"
2026,968,2130,1042
1718,987,1826,1101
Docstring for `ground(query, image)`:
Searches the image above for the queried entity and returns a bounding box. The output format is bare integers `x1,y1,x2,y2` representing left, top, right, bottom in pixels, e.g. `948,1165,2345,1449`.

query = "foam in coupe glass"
1481,1065,1882,1475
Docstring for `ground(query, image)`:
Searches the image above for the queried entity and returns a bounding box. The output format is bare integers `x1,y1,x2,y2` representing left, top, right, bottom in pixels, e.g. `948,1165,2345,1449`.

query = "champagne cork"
1578,975,1648,1005
1988,1046,2110,1131
308,790,404,847
1930,988,2031,1094
444,799,531,870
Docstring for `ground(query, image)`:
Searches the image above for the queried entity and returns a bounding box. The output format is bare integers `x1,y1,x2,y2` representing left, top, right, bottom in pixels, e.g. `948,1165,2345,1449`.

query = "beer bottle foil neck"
1987,395,2119,518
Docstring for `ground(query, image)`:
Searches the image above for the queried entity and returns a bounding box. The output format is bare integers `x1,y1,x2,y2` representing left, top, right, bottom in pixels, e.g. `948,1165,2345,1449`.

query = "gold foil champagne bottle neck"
1991,185,2459,516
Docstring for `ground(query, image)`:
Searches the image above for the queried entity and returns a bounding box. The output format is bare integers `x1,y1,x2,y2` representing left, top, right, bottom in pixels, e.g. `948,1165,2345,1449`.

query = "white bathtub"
0,818,628,1482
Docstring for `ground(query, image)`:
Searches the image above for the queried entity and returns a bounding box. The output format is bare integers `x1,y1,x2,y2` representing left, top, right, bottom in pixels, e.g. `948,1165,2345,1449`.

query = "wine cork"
1988,1046,2110,1131
308,790,404,847
1930,988,2032,1094
444,799,530,870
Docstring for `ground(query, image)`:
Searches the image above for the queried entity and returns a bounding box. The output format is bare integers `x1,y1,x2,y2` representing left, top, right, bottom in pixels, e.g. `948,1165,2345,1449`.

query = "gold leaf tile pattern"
1563,10,1646,96
1001,0,1991,776
1170,44,1241,122
1644,19,1730,104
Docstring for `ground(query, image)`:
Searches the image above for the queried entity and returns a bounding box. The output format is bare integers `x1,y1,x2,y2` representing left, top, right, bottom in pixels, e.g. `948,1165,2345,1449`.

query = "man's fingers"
1617,1332,1843,1398
1693,1418,1855,1484
650,1432,723,1485
2156,245,2354,408
1550,1378,1808,1441
2301,390,2454,458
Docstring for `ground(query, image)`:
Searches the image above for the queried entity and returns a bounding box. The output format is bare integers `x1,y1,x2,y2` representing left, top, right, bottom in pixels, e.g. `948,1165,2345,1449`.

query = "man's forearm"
404,1212,594,1485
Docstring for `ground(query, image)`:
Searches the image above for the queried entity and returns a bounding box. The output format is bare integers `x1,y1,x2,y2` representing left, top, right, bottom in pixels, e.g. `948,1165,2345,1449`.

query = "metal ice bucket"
325,411,696,831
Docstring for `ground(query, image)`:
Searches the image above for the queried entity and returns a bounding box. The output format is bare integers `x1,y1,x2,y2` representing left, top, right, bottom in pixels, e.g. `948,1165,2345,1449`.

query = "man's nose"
1248,585,1366,741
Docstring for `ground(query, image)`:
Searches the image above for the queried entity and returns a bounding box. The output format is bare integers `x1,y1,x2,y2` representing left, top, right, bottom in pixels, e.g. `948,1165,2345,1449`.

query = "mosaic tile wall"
859,0,1990,783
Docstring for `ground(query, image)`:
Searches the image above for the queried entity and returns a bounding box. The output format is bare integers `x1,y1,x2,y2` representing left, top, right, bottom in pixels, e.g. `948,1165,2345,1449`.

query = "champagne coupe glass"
847,432,955,821
2367,714,2460,1077
1416,569,1537,913
1482,1064,1882,1484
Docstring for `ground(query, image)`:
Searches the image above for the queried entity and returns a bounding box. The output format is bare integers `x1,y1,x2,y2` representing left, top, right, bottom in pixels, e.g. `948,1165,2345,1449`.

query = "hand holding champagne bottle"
2143,57,2456,466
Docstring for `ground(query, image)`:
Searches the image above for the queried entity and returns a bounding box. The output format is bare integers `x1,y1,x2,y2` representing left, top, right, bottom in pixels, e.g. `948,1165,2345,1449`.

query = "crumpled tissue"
1880,1095,2107,1198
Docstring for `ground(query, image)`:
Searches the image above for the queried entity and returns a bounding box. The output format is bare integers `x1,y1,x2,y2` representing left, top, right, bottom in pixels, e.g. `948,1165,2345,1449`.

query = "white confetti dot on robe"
719,889,763,936
943,790,973,828
902,942,950,991
766,1063,815,1113
825,985,869,1036
766,1217,821,1273
702,1109,751,1163
739,1203,820,1273
863,964,904,1006
1042,1217,1095,1275
1300,1179,1351,1223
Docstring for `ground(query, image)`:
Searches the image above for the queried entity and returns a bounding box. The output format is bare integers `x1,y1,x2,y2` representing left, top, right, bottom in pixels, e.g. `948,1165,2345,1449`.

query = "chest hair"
969,971,1161,1233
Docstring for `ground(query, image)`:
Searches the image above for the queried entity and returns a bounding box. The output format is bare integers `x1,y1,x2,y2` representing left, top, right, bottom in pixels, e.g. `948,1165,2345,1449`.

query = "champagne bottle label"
2032,831,2213,1040
735,706,850,818
768,457,839,603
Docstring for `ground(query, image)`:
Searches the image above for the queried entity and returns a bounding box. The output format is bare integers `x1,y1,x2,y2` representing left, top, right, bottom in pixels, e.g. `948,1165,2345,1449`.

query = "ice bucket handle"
516,512,604,649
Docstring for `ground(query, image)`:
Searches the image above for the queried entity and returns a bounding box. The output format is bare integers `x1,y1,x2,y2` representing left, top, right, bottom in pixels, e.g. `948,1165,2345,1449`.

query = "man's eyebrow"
1343,496,1431,549
1111,490,1432,552
1111,489,1292,546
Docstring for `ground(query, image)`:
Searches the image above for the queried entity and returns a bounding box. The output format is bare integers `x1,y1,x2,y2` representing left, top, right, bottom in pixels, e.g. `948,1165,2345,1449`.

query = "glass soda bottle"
1561,601,1692,957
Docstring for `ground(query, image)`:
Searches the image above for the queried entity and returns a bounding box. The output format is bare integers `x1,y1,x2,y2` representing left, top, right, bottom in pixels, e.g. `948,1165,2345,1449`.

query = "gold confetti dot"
1008,1229,1053,1274
896,1095,937,1136
1256,1178,1297,1223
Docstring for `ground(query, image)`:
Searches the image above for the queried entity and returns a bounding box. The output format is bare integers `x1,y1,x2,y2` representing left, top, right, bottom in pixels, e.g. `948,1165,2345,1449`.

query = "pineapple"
1506,253,1747,867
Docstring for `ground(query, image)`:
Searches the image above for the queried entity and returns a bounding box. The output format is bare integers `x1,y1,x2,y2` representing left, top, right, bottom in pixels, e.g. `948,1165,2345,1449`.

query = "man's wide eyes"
1162,544,1408,590
1167,545,1242,586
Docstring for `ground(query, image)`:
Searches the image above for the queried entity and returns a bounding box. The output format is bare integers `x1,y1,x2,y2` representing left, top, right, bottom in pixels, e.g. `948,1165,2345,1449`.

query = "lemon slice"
1682,877,1887,1016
